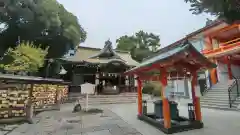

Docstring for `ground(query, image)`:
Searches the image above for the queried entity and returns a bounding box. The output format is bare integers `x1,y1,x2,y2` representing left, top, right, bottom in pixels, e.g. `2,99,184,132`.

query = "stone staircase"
200,80,234,110
64,92,151,105
232,97,240,109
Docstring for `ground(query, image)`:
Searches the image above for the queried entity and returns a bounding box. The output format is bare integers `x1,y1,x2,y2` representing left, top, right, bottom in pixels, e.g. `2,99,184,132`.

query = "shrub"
152,89,161,97
142,81,162,97
142,83,154,94
0,41,48,73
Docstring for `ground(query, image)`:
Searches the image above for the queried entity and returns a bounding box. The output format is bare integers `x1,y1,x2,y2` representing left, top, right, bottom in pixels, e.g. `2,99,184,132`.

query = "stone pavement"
1,104,142,135
104,102,240,135
2,101,240,135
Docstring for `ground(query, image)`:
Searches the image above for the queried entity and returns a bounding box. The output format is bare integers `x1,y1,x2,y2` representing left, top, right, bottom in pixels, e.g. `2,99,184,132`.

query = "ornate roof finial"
104,39,112,47
206,18,213,26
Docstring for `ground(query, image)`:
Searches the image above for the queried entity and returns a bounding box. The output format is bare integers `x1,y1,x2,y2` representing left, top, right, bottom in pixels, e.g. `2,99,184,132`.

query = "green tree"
116,31,161,62
184,0,240,23
0,0,86,58
0,41,48,73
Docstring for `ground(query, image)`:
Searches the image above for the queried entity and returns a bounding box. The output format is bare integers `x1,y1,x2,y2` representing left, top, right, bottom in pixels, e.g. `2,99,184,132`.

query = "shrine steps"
64,92,149,105
231,97,240,109
200,81,240,111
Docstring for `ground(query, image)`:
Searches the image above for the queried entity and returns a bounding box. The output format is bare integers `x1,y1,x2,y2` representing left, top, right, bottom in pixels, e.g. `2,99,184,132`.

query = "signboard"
81,83,95,94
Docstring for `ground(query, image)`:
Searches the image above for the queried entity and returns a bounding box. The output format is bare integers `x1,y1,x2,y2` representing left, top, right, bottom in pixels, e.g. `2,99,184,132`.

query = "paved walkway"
104,103,240,135
2,101,240,135
1,104,142,135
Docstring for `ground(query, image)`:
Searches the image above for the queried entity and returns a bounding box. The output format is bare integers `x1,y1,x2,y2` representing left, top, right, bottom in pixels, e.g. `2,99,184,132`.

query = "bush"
142,82,162,97
152,89,161,97
142,83,154,94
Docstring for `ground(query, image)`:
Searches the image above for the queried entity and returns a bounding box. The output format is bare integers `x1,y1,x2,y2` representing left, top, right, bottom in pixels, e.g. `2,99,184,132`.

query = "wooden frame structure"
124,41,216,134
60,43,138,94
0,74,69,124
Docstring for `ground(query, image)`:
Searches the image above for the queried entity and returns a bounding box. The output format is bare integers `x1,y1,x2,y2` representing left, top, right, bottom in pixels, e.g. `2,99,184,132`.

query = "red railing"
201,38,240,56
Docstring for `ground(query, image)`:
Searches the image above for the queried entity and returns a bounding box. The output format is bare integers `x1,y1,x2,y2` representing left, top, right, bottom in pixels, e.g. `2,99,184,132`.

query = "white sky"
57,0,215,48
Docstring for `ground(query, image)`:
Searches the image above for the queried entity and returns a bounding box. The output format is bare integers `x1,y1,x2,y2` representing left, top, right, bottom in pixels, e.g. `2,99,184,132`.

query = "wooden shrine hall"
124,40,216,134
60,40,139,94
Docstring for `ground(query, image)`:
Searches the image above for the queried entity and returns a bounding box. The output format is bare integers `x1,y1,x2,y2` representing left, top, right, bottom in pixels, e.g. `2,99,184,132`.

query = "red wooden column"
225,56,233,80
160,68,171,129
191,71,202,121
137,77,143,116
210,58,218,84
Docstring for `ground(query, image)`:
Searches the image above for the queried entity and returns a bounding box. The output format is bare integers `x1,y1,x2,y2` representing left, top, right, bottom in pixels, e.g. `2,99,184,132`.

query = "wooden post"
160,68,171,129
55,85,61,110
26,83,34,124
137,77,142,116
191,71,202,122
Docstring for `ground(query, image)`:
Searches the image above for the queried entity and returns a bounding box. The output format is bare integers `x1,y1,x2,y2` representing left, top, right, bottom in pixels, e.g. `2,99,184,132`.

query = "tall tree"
0,0,86,58
184,0,240,23
116,31,161,62
116,35,136,51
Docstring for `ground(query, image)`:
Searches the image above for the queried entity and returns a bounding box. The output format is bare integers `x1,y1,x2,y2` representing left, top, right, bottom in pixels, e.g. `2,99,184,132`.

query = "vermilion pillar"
210,59,218,84
137,77,143,116
227,64,233,80
226,57,233,80
191,71,202,121
160,68,171,129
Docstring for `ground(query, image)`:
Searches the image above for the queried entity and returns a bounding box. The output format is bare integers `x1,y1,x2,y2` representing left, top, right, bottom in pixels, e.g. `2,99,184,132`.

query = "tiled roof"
125,41,216,75
144,19,226,61
61,46,139,66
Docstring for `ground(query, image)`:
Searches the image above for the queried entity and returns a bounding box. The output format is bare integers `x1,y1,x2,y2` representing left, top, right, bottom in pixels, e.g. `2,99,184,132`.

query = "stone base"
137,113,204,134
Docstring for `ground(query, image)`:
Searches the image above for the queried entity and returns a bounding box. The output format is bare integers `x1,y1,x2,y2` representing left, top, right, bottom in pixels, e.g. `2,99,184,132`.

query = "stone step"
79,97,137,102
201,97,229,101
203,94,229,98
206,91,228,94
200,99,230,104
65,98,138,104
201,104,234,111
207,88,228,91
76,99,137,105
63,93,149,104
210,87,228,91
231,104,240,109
205,91,229,95
66,97,138,102
200,101,230,107
68,93,138,98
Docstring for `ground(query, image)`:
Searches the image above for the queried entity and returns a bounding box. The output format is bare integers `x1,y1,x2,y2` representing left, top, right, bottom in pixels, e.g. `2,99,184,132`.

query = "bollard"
142,100,147,115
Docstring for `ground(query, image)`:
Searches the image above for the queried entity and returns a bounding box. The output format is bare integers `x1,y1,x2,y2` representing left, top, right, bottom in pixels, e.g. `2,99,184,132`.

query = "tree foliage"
0,0,86,58
185,0,240,23
116,30,161,62
0,41,48,73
